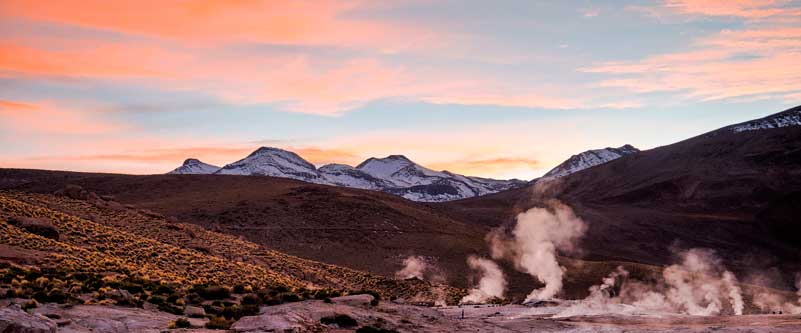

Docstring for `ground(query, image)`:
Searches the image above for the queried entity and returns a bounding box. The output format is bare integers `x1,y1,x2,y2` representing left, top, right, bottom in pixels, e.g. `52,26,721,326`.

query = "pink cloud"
663,0,801,20
582,27,801,102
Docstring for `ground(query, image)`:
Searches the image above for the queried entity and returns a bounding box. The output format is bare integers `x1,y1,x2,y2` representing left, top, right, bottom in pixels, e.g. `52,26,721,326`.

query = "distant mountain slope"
215,147,324,182
541,144,639,179
729,106,801,133
168,147,525,202
357,155,524,202
167,158,220,174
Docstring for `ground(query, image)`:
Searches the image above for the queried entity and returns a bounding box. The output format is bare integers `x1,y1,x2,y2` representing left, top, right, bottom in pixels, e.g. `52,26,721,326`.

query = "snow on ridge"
542,144,639,179
731,109,801,133
169,147,526,202
168,159,220,175
356,155,415,179
215,146,322,181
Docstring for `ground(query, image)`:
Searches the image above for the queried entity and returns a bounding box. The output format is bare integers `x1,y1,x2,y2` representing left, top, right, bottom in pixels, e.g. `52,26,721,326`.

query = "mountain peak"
248,146,291,157
356,154,417,179
216,146,319,180
386,154,412,161
169,159,220,175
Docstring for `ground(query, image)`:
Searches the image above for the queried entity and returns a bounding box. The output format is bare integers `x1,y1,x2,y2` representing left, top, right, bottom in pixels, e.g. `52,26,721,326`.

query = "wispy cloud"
583,0,801,104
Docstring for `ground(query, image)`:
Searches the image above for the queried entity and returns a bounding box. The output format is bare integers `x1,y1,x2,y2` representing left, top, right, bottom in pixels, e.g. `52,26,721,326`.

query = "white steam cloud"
753,274,801,314
396,256,428,280
490,200,586,301
461,255,507,304
557,249,745,317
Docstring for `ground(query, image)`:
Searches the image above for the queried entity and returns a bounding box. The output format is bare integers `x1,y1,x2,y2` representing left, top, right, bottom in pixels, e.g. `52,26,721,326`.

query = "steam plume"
558,249,745,317
490,200,586,301
460,255,507,304
753,274,801,314
396,256,428,280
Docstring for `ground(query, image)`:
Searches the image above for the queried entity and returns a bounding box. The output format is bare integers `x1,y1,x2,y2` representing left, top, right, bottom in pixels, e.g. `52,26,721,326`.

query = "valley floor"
8,298,801,333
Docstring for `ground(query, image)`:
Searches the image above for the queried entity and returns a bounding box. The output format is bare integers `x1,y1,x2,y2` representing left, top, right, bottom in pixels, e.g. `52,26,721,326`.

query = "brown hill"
0,171,489,287
442,106,801,291
0,170,636,300
0,190,459,302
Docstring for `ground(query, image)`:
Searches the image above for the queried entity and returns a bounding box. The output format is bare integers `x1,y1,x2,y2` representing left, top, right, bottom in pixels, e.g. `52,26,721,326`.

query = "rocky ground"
4,295,801,332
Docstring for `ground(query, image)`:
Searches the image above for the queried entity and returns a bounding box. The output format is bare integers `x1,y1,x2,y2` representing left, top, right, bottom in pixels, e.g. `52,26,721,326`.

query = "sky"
1,0,800,180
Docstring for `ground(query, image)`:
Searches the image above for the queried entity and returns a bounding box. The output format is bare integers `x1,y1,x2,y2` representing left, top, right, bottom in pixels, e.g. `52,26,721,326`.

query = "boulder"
0,306,57,333
330,294,375,307
184,305,205,318
232,314,304,332
7,216,59,240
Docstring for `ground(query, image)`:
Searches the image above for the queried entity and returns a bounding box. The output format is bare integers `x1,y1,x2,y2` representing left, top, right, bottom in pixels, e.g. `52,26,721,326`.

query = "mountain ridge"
168,148,527,202
541,144,640,180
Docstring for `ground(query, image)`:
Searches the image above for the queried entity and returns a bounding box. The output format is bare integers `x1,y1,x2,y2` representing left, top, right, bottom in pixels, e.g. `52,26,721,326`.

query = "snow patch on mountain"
731,108,801,132
168,159,220,175
319,163,393,190
168,147,525,202
542,144,639,179
215,147,325,183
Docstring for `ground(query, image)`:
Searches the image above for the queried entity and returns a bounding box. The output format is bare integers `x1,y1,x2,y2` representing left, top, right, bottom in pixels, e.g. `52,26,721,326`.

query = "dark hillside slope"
0,171,488,287
481,106,801,288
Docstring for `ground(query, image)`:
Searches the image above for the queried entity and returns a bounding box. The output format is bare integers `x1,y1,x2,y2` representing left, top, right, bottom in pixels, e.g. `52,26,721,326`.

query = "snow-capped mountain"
730,106,801,133
542,144,639,179
318,163,394,190
215,147,325,183
168,147,525,202
167,159,220,175
357,155,523,201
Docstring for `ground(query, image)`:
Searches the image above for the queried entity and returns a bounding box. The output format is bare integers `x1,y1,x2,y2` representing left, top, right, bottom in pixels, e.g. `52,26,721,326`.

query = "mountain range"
2,105,801,302
169,145,640,202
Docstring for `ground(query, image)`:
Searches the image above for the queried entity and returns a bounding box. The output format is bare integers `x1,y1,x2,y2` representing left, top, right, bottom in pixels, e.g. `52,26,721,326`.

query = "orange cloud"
0,100,126,135
0,42,180,78
0,0,432,49
0,1,615,114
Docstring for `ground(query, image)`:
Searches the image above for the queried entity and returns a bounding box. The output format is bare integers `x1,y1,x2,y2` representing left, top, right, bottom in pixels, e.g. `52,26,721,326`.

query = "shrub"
169,317,191,329
240,294,260,305
185,292,203,305
46,289,66,303
205,316,233,330
120,282,144,294
157,302,184,315
22,299,38,311
165,293,182,304
239,304,260,318
154,284,174,295
200,286,230,300
233,284,246,294
320,314,358,328
147,295,165,305
280,293,299,303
